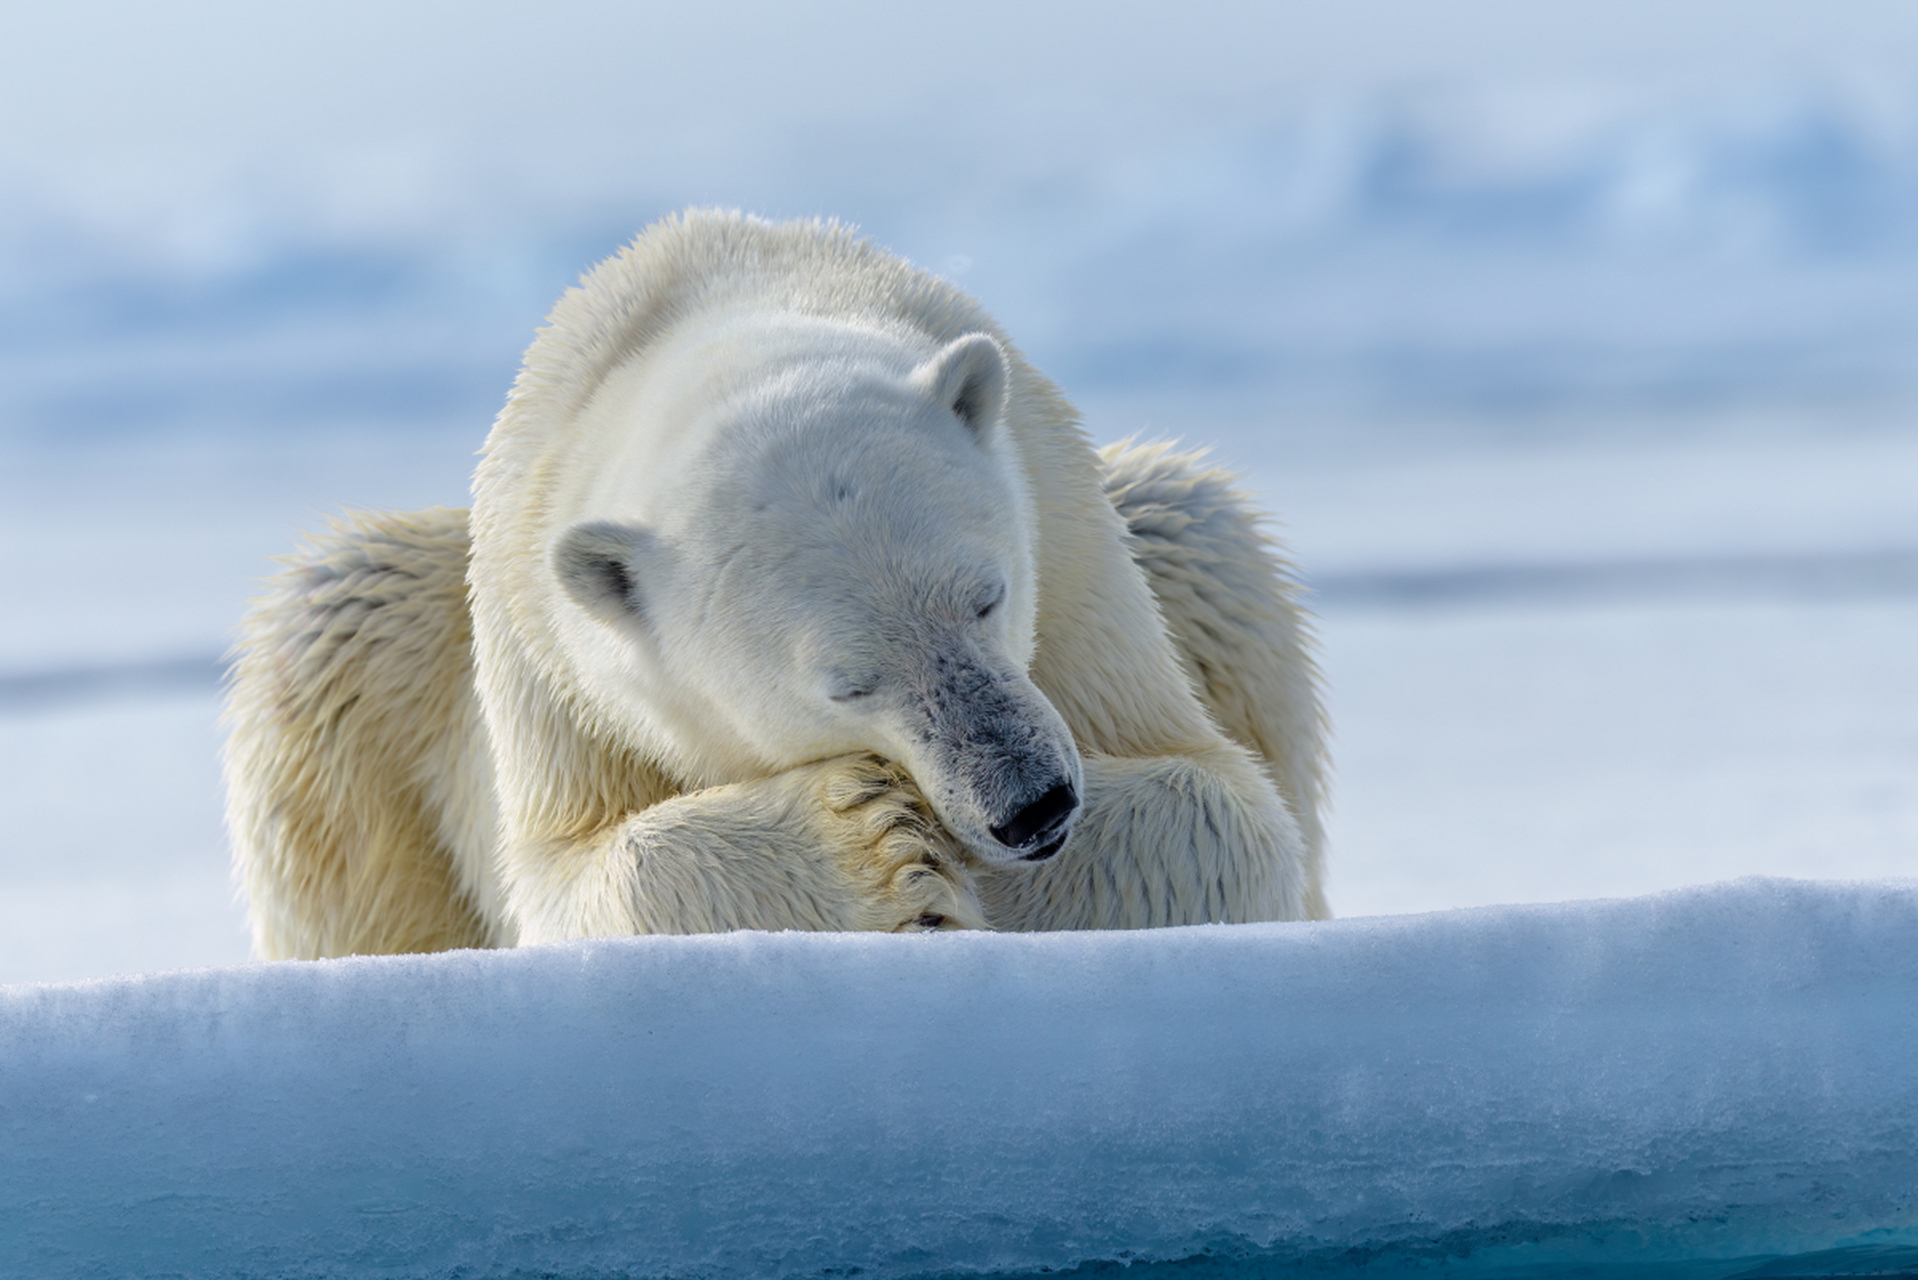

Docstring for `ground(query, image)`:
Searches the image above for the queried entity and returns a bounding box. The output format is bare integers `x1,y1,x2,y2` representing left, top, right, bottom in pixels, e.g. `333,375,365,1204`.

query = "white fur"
224,211,1329,955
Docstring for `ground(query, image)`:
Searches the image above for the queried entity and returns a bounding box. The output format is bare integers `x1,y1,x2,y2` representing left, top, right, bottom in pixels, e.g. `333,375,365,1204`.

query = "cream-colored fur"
224,211,1328,956
224,508,501,957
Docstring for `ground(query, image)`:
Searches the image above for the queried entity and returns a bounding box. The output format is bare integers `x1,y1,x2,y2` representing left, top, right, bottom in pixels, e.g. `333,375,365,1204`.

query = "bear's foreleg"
504,754,986,940
972,745,1310,930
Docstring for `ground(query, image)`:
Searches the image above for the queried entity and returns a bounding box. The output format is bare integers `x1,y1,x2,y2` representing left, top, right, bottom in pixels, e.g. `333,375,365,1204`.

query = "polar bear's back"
496,211,1024,457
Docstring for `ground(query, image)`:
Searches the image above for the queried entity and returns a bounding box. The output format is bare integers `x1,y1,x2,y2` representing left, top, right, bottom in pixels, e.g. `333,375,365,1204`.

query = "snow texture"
4,878,1915,1279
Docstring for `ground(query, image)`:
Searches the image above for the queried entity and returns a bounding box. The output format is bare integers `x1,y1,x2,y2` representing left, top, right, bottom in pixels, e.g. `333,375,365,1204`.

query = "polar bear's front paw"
815,755,987,932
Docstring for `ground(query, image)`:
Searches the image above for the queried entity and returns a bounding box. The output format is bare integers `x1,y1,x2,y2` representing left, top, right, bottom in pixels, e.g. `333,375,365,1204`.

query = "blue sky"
6,3,1918,438
9,1,1918,194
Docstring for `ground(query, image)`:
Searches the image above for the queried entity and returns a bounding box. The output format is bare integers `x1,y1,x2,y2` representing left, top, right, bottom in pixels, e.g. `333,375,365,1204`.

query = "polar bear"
224,211,1327,957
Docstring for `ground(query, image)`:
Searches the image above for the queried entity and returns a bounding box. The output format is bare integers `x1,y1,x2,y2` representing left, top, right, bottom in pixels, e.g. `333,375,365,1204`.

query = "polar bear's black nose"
990,782,1078,860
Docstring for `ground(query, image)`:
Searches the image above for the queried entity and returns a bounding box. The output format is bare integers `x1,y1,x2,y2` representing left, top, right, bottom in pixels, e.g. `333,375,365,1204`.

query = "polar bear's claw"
808,754,987,932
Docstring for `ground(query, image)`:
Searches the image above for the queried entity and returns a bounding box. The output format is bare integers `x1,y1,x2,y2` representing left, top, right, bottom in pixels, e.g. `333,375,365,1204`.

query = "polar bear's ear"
915,333,1008,440
553,521,657,624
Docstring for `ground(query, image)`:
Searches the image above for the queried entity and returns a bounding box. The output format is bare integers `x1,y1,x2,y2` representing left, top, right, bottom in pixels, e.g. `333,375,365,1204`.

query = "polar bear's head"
550,316,1083,864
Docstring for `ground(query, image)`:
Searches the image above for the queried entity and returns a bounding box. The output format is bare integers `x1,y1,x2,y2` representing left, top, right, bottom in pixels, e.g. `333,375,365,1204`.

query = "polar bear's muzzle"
892,646,1083,865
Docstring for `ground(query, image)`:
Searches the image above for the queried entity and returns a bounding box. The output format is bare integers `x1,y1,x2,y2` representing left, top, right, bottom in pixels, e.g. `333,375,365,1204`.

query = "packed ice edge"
3,876,1913,1278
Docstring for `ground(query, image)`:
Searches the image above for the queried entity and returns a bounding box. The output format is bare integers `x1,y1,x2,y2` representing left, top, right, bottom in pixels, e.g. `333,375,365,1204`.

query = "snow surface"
3,878,1914,1279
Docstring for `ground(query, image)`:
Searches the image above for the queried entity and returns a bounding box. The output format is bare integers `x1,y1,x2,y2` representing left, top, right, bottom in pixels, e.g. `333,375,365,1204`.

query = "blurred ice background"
2,0,1915,983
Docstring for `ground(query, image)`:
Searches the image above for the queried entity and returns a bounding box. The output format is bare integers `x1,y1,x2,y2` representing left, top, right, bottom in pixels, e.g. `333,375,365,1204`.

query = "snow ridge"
3,878,1914,1279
